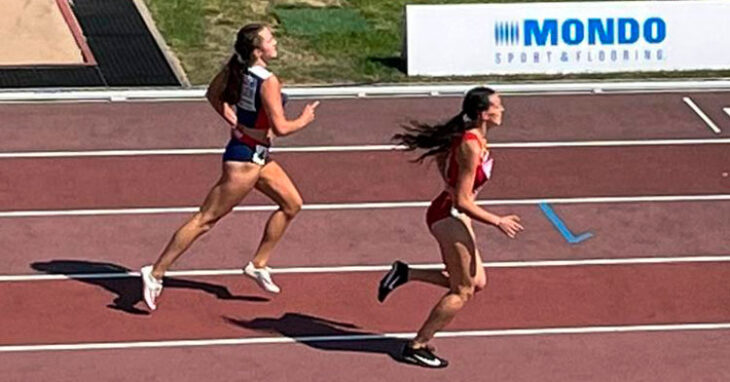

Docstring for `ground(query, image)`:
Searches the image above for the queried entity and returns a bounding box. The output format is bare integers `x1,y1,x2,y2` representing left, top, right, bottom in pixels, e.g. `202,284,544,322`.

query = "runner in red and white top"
379,87,524,368
427,129,495,227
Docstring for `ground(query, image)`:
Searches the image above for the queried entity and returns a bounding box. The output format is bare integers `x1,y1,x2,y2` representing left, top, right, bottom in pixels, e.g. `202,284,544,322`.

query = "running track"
0,91,729,381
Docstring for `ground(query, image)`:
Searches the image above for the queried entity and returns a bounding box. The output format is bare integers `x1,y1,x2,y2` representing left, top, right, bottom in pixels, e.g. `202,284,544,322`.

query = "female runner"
378,87,523,367
140,24,319,310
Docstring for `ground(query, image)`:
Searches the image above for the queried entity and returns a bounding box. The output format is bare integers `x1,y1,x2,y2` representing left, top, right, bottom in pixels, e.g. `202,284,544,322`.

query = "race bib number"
252,145,269,165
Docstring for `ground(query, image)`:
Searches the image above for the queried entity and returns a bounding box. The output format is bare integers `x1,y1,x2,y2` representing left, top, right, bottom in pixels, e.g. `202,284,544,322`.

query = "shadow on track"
224,312,415,365
31,260,269,316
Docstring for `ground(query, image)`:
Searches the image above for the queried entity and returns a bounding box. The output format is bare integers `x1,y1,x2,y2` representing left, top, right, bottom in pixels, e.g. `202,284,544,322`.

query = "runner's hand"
497,215,523,238
300,101,320,125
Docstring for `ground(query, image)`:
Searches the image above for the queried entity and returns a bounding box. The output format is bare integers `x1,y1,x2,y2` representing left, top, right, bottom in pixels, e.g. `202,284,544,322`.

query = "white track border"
1,138,729,159
2,322,729,353
1,194,729,218
1,80,730,102
2,254,730,282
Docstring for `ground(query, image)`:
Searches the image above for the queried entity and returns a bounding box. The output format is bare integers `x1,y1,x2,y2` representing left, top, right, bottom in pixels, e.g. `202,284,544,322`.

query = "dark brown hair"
393,87,496,162
222,24,267,105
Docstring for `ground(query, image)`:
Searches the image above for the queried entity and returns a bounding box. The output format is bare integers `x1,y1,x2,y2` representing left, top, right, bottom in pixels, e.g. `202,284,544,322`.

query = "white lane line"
683,97,722,134
487,138,730,148
2,255,729,282
1,194,728,218
1,138,730,158
724,107,730,118
1,80,730,103
0,148,224,158
1,322,729,353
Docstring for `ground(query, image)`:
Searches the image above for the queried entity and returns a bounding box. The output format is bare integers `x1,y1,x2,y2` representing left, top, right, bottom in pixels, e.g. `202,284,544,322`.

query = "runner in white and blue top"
224,65,289,164
141,24,320,312
235,65,282,131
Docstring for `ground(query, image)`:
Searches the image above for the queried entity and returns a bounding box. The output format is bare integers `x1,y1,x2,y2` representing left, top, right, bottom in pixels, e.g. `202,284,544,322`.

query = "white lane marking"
724,107,730,118
1,80,730,103
485,138,730,148
1,138,729,158
1,322,728,353
0,148,224,158
1,194,728,218
2,255,729,282
683,97,722,134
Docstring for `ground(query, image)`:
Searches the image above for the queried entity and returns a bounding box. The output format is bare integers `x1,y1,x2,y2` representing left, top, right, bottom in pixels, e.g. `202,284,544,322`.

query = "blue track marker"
538,203,593,244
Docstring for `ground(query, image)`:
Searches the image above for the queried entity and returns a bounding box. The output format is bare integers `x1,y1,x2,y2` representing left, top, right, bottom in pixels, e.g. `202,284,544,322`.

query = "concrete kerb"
1,80,730,102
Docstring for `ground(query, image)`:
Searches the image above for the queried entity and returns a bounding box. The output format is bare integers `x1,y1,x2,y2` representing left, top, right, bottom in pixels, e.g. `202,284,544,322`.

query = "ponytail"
222,55,246,105
393,113,468,163
222,23,266,105
393,87,495,162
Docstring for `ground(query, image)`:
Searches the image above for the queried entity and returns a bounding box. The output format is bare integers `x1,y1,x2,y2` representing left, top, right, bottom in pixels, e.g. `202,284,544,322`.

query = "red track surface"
2,331,729,381
2,263,730,345
0,92,728,152
1,144,728,210
0,201,728,273
1,92,729,380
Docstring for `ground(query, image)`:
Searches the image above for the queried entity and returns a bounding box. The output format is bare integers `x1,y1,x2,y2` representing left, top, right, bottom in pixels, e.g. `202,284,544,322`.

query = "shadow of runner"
31,260,269,316
224,312,413,365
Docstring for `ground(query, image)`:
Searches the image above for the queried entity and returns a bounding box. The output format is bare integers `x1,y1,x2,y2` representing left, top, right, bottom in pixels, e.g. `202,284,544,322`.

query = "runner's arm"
453,142,523,238
261,75,318,137
453,140,503,226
